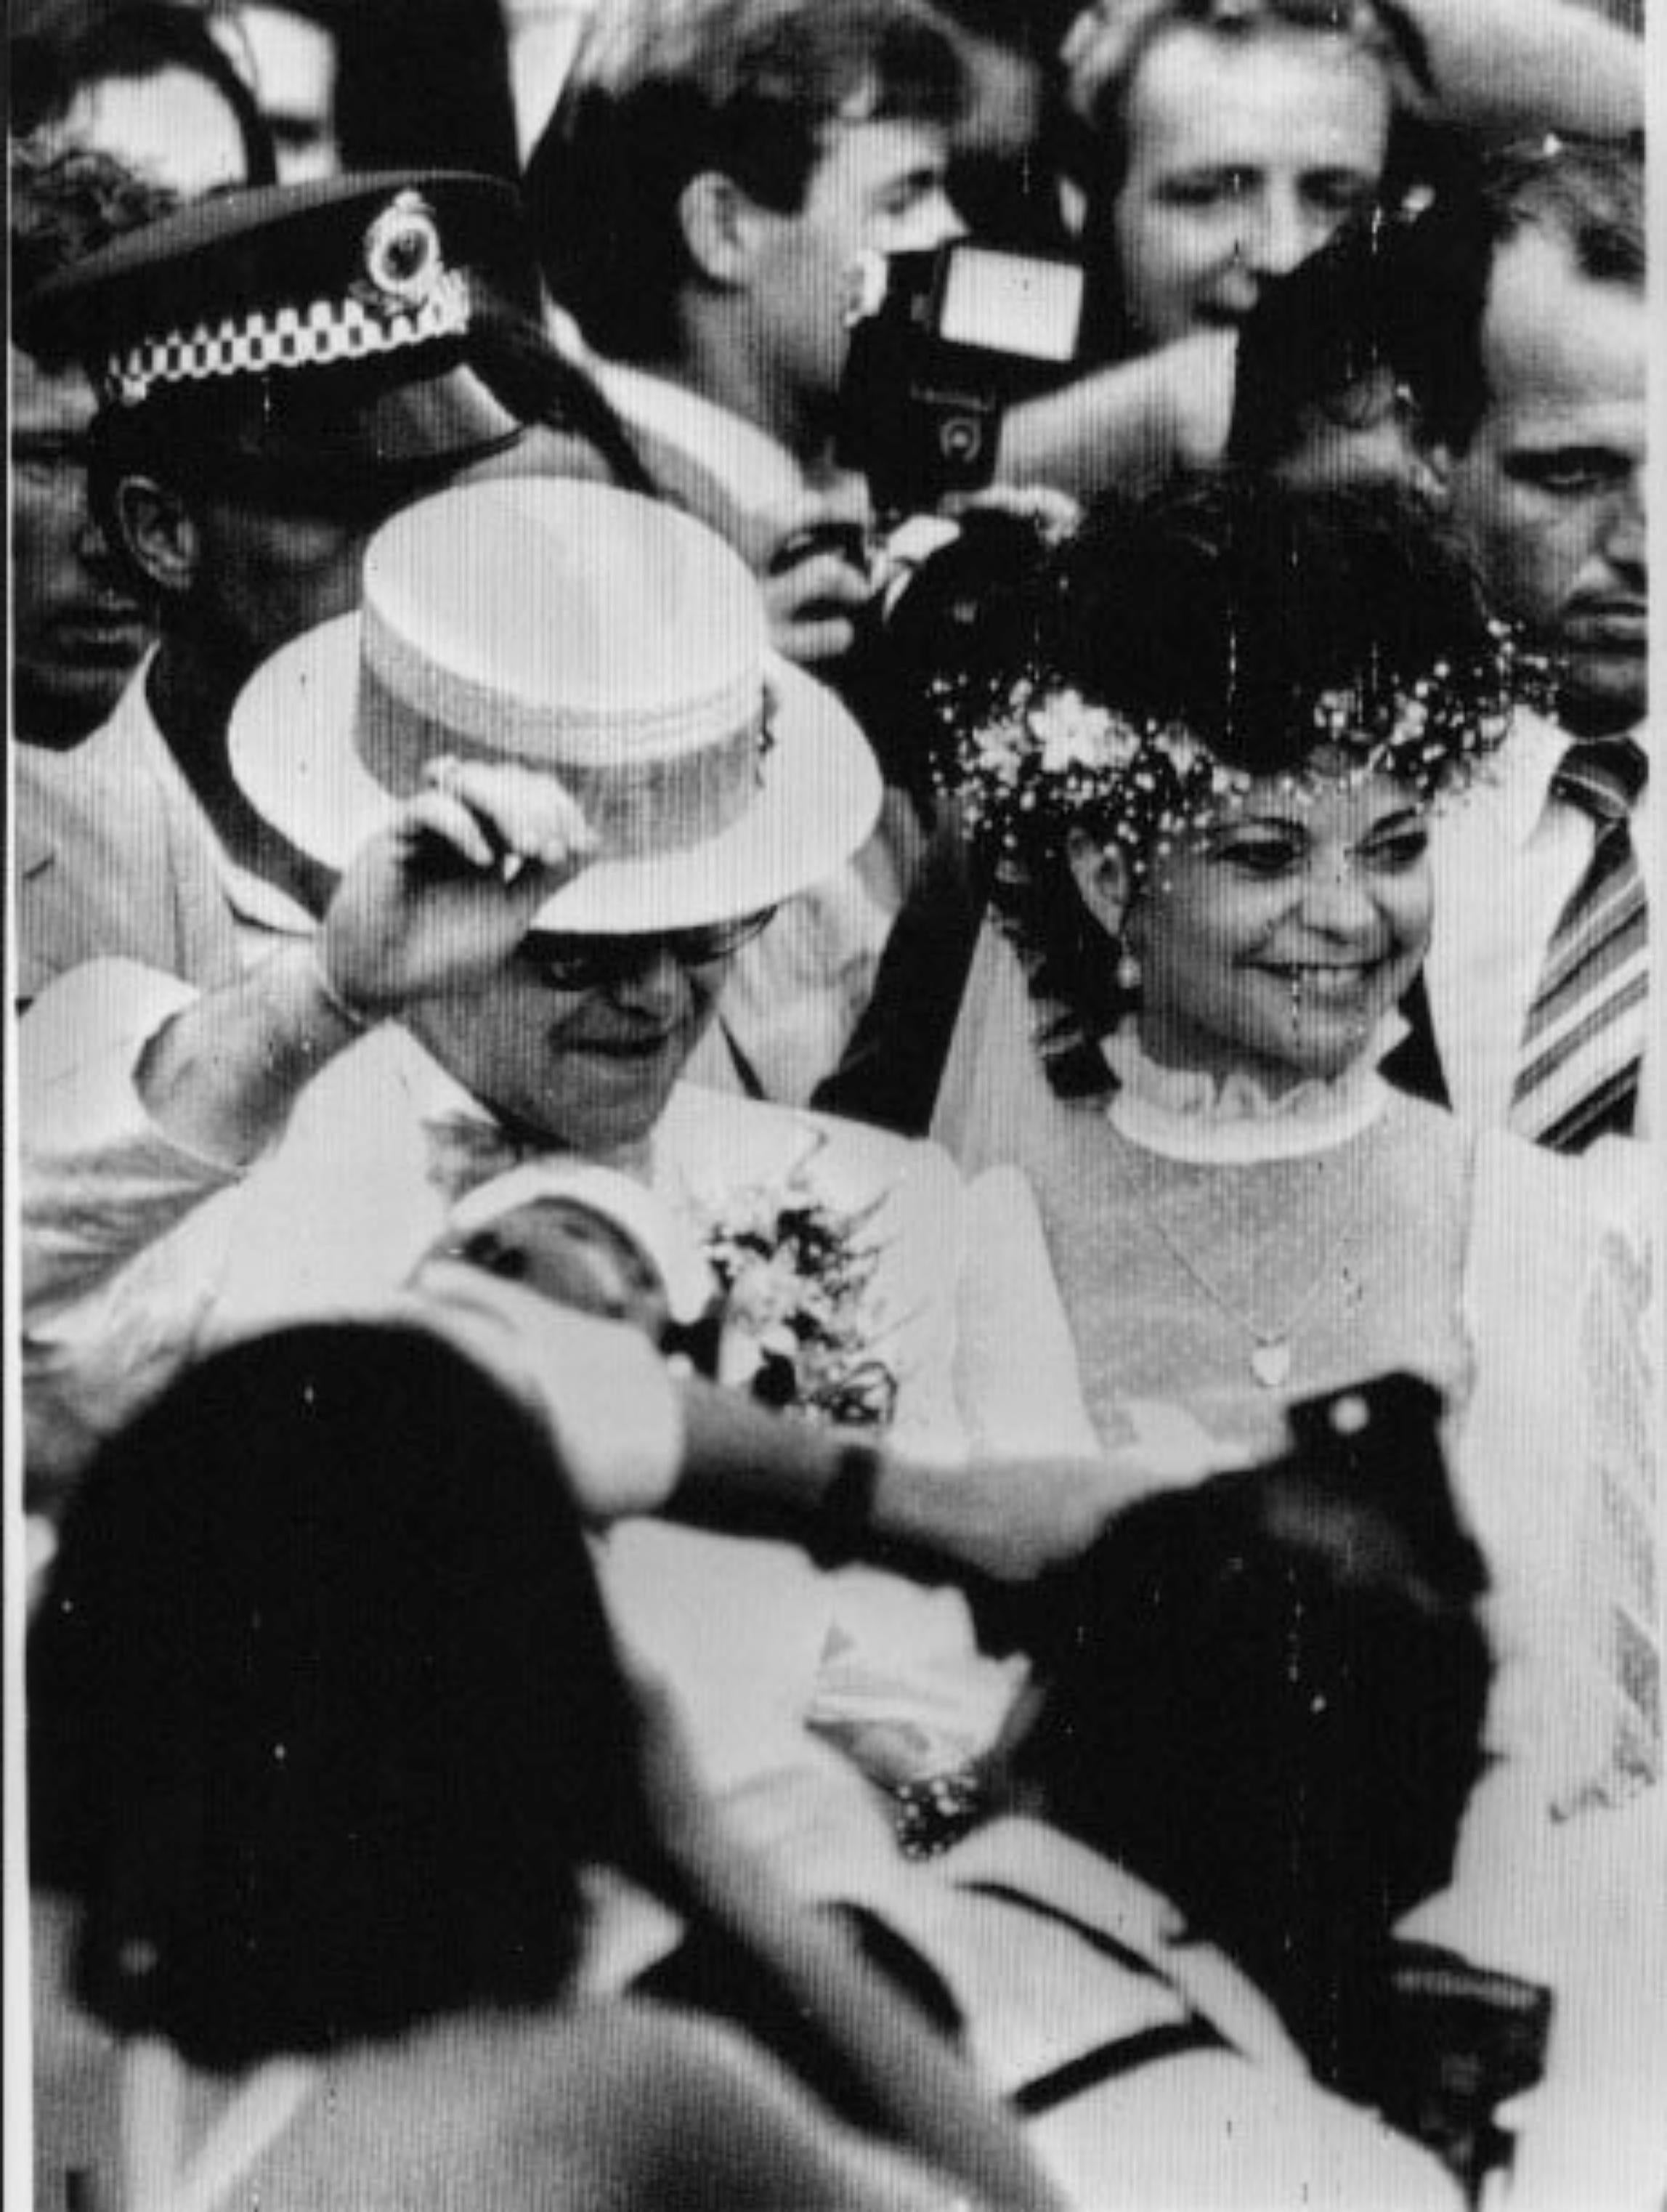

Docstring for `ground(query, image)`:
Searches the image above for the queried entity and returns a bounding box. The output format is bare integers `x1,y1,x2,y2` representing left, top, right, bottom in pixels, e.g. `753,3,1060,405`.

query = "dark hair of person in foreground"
29,1323,643,2070
1020,1373,1495,2086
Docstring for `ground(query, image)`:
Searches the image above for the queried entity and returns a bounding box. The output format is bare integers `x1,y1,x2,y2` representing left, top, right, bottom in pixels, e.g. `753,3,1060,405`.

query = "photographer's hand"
757,504,876,671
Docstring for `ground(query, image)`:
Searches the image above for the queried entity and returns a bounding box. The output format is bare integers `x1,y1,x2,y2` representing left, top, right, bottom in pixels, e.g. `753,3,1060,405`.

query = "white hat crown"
356,480,774,862
230,478,881,933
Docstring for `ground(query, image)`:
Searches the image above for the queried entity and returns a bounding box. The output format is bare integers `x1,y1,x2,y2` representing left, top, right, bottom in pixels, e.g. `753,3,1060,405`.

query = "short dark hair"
1228,208,1472,470
11,1,277,187
525,0,967,363
1421,134,1645,453
1022,1375,1491,2062
30,1324,650,2073
9,139,179,363
1236,137,1645,466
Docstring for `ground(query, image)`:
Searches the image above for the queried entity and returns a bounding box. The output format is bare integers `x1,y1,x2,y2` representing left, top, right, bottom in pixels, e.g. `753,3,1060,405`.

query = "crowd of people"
9,2,1659,2208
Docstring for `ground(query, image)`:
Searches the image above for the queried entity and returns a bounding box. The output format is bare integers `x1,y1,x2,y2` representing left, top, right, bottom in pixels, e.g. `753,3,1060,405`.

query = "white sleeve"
22,962,254,1490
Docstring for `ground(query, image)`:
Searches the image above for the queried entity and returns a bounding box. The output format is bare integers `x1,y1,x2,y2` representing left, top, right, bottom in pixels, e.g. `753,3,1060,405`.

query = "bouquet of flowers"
697,1138,900,1430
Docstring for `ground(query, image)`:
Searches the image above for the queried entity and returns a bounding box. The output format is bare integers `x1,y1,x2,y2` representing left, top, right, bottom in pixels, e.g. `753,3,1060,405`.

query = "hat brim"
229,612,882,933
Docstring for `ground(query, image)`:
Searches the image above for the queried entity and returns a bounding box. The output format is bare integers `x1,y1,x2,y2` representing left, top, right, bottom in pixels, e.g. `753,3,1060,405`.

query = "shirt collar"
1480,703,1597,850
596,358,811,522
389,1026,658,1186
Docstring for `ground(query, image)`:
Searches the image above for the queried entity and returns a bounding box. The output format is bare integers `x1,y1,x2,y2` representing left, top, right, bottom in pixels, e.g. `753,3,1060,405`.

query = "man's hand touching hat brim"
317,757,599,1024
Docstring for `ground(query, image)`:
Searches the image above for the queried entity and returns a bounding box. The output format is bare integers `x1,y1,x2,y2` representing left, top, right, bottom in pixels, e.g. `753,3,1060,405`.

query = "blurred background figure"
9,4,275,750
10,0,276,193
11,141,177,750
999,0,1642,502
221,0,341,178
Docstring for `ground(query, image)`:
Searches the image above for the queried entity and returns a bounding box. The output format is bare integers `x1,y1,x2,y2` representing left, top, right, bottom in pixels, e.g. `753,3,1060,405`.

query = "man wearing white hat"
25,476,1121,1874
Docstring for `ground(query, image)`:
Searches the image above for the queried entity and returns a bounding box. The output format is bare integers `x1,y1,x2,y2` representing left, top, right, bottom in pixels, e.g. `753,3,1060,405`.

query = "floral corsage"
697,1139,900,1430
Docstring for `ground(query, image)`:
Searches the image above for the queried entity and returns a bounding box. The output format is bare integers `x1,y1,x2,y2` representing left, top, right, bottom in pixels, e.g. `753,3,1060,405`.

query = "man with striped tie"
1420,139,1648,1152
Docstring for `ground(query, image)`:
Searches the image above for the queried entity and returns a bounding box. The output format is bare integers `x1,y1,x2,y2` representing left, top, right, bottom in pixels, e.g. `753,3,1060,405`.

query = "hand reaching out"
755,502,876,671
318,756,598,1018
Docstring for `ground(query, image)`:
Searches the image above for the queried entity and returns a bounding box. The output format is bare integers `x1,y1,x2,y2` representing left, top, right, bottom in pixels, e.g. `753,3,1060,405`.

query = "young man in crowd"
525,0,973,1103
14,172,608,1007
10,141,173,753
997,0,1642,505
527,0,968,659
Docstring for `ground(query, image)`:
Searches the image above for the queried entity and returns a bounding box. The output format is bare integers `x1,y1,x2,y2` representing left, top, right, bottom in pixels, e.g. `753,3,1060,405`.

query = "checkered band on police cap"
100,188,473,405
105,267,471,405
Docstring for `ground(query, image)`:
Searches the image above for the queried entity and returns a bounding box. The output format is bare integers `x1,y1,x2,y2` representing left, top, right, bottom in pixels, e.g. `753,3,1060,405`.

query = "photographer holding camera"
527,1,1094,1105
524,0,975,1105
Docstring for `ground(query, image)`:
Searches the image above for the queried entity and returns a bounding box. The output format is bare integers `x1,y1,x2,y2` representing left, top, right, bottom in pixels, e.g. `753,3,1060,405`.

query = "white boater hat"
230,478,881,933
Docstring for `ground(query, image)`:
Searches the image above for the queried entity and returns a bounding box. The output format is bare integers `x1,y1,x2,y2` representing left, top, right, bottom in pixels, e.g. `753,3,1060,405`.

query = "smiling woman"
922,478,1656,1835
927,477,1526,1446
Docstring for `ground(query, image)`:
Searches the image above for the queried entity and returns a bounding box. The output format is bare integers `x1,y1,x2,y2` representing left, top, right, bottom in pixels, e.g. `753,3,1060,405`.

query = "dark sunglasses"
522,908,776,991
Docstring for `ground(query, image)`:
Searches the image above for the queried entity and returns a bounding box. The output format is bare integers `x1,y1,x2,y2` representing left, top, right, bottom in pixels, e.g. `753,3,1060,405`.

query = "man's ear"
113,474,200,599
1066,827,1135,944
676,169,772,288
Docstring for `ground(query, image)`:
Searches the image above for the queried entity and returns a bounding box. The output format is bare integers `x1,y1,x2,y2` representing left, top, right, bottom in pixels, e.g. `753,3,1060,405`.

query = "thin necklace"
1123,1140,1371,1390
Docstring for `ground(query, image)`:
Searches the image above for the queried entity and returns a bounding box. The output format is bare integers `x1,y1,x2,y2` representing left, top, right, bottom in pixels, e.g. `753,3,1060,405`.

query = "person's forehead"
12,346,97,438
1125,26,1391,172
64,67,251,197
1479,227,1646,436
1208,760,1421,827
809,114,950,199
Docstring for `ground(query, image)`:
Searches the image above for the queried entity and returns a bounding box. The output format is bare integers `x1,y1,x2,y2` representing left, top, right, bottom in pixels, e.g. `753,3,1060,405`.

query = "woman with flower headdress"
928,476,1657,1819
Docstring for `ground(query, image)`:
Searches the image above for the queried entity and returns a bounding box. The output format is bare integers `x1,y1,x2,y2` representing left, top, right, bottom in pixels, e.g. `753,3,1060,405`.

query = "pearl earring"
1116,947,1143,995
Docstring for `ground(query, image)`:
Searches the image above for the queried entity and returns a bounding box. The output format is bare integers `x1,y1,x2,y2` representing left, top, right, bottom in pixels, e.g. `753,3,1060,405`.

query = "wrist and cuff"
808,1441,889,1568
304,944,376,1034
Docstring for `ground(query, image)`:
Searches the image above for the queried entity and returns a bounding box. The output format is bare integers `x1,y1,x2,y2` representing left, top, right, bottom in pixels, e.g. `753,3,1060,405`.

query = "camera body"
836,242,1087,519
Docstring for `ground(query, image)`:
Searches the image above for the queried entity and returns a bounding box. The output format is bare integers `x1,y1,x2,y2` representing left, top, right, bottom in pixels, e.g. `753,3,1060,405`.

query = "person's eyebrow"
1503,442,1629,474
1358,805,1429,836
1200,809,1309,842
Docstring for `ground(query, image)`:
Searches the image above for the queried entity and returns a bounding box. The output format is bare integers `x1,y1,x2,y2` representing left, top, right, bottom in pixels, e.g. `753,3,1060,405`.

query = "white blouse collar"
1100,1016,1401,1164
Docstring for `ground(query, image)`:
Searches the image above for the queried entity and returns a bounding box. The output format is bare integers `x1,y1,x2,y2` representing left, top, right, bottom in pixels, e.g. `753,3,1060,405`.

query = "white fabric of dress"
933,923,1659,1810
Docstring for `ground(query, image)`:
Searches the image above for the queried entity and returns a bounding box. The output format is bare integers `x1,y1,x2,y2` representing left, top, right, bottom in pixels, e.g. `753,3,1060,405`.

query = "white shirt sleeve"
21,961,256,1489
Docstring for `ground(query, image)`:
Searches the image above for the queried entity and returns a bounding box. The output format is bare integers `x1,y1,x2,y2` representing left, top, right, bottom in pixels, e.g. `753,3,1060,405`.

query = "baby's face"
448,1199,671,1339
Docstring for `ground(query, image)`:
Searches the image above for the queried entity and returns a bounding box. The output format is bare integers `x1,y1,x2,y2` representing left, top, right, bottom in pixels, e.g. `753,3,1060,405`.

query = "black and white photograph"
6,3,1660,2206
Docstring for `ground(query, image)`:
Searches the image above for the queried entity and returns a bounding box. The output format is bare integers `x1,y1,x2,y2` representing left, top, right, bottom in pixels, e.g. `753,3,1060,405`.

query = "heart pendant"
1249,1340,1291,1390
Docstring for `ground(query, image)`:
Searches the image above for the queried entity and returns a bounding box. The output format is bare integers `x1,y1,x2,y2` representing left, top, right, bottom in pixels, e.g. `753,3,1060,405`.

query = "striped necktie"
1510,737,1649,1152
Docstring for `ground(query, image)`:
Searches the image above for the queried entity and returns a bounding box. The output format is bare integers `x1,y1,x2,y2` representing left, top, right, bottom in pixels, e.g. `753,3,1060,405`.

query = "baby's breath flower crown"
927,620,1534,894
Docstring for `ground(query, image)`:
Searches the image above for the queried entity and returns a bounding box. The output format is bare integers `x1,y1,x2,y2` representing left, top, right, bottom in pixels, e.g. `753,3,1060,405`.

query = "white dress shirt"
1427,707,1654,1135
21,960,1037,1899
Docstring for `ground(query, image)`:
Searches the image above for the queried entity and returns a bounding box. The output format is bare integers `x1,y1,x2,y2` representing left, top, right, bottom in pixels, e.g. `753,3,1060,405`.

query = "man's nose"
1237,185,1326,282
606,944,688,1018
1600,470,1647,585
75,502,121,570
